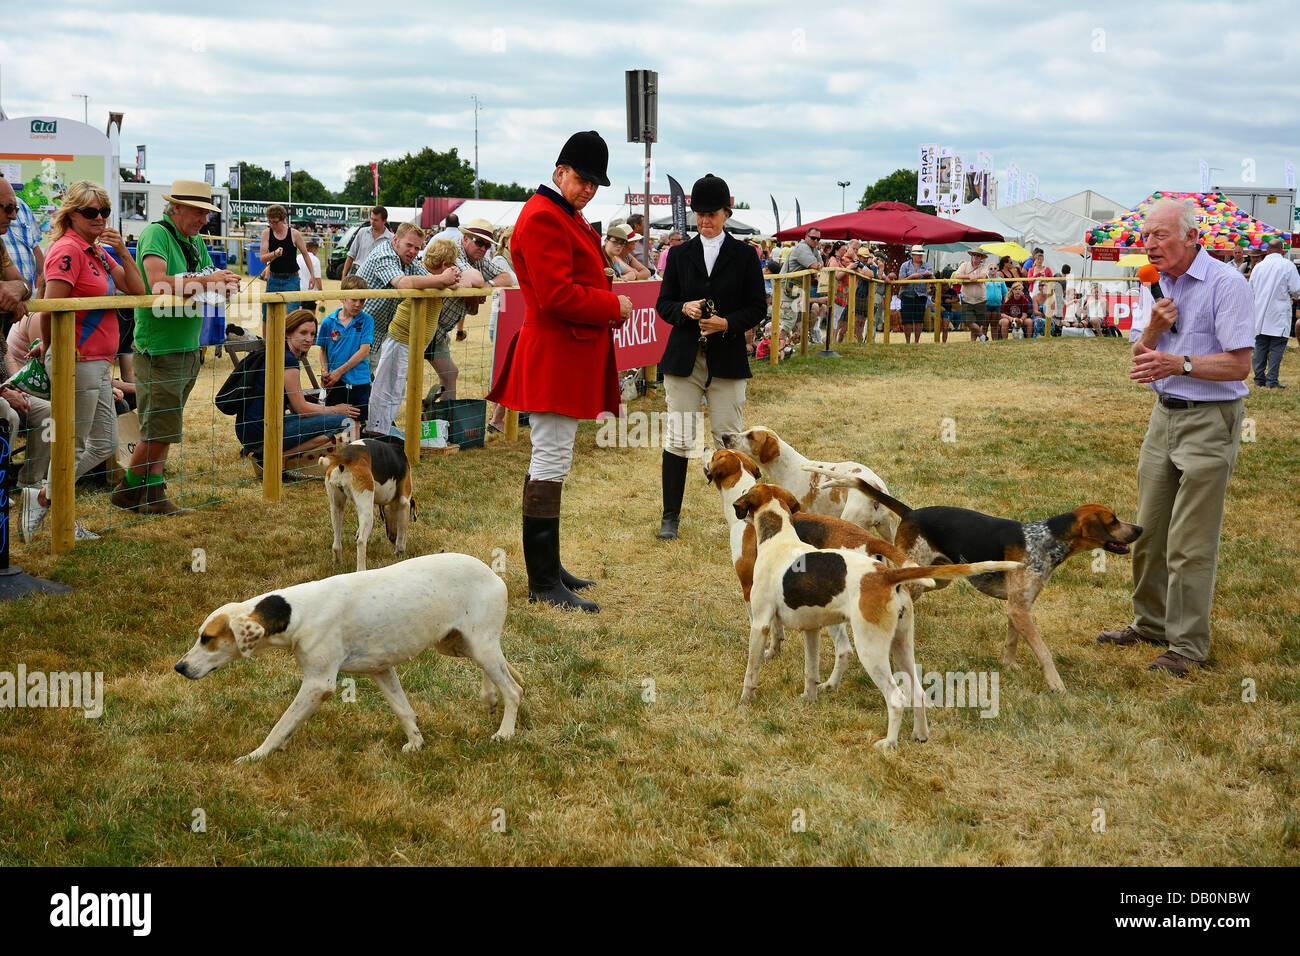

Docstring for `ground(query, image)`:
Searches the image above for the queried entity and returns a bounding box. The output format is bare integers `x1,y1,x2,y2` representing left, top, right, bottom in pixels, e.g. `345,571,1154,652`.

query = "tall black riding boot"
525,474,595,590
658,450,689,540
523,479,599,613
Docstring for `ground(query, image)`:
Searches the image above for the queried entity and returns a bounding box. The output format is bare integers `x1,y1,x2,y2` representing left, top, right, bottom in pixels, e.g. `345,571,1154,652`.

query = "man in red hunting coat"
488,130,633,613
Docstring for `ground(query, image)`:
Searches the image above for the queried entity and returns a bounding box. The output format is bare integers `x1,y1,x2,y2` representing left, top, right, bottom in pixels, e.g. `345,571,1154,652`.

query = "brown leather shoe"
140,481,187,516
110,478,147,512
1148,650,1195,676
1097,625,1166,647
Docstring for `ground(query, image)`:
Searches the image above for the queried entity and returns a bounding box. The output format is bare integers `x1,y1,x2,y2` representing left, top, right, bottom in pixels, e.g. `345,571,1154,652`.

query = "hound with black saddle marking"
804,464,1142,692
321,437,416,572
175,554,523,762
736,483,1021,751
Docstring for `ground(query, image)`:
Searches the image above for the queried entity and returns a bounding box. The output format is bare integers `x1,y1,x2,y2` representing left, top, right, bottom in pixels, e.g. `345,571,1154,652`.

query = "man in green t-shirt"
110,180,240,515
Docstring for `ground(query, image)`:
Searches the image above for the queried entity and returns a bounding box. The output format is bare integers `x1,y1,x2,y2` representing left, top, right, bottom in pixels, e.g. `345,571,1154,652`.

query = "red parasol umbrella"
773,201,1003,244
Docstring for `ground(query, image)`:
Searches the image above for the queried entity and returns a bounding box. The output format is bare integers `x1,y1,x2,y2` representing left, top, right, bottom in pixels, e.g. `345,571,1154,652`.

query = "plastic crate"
423,399,486,450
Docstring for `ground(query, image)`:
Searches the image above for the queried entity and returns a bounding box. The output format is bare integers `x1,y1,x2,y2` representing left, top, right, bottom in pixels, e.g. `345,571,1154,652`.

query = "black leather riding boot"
525,473,595,590
658,450,689,540
522,478,599,613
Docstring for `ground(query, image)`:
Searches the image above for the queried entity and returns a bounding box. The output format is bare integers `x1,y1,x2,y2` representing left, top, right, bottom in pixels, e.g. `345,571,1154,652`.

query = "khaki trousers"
1131,398,1243,661
663,350,746,458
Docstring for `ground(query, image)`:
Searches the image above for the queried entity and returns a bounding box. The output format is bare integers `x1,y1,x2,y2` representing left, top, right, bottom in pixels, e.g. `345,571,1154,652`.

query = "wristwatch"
1182,355,1192,375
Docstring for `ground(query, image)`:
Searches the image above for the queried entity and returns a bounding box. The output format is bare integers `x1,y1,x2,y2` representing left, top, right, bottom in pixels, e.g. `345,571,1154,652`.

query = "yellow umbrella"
1117,253,1149,267
980,241,1031,261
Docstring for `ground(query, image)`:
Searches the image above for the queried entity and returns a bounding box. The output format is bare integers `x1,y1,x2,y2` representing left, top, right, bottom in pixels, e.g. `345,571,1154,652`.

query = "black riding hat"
690,173,731,214
555,130,611,187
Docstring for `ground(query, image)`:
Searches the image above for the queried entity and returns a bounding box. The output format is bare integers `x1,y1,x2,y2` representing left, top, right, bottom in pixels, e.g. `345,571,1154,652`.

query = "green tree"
477,180,534,201
288,169,333,204
857,169,932,213
224,162,286,201
735,200,751,209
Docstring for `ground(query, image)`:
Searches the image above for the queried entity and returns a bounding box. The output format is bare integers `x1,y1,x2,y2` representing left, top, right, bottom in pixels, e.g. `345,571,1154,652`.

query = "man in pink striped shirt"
1098,199,1254,676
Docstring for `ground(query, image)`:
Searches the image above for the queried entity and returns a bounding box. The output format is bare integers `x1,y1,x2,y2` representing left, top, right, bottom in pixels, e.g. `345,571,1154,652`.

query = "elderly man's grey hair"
162,200,176,218
1146,198,1200,238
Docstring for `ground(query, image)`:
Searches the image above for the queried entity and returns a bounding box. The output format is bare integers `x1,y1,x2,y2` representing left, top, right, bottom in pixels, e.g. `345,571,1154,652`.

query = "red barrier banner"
491,280,671,383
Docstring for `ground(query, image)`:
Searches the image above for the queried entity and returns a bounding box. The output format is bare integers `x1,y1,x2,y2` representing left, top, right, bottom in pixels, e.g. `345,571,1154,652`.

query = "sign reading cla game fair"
0,115,119,234
491,280,670,386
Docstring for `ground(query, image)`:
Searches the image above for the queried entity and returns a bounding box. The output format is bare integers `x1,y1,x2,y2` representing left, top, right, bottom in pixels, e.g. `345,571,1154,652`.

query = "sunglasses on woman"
77,206,112,219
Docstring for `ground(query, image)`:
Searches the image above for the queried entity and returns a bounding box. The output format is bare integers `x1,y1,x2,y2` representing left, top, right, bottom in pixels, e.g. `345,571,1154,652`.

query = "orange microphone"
1137,263,1175,333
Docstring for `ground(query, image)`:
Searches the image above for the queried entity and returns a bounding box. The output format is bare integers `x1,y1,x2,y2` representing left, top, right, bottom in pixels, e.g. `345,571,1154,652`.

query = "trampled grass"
3,332,1298,866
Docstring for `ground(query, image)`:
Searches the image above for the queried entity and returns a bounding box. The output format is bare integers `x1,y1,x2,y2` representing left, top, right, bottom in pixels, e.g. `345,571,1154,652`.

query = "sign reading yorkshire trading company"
917,144,938,207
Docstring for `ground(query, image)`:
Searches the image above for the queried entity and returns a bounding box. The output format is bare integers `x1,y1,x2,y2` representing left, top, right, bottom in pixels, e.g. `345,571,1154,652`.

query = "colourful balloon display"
1086,191,1291,252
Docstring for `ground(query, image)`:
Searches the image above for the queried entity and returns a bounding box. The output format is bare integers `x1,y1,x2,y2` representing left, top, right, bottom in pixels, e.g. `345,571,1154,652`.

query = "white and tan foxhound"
321,437,416,572
175,554,523,762
736,483,1020,751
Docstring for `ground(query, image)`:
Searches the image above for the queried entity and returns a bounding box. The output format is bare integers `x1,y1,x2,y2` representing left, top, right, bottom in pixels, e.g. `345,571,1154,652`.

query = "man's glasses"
470,237,490,249
77,206,112,220
0,203,18,216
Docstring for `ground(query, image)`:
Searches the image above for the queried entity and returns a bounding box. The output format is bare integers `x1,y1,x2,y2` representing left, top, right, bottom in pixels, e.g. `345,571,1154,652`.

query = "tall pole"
644,138,652,269
471,94,482,199
838,180,851,213
73,93,89,123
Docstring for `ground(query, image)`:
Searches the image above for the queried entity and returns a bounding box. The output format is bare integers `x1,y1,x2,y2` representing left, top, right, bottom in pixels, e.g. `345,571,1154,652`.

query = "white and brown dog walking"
320,437,416,572
175,554,523,762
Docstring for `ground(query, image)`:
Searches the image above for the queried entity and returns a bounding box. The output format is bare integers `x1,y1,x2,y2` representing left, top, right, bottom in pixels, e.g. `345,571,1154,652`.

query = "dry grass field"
3,307,1298,866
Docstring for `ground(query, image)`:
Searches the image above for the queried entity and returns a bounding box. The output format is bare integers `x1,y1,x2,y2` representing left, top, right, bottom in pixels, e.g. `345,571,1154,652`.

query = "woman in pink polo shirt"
19,180,145,542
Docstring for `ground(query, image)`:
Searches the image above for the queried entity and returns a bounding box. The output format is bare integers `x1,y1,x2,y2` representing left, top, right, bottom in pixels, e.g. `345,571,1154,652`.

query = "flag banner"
136,145,146,170
1286,161,1295,190
371,162,379,199
666,174,688,237
1199,160,1210,192
770,194,781,235
228,166,239,190
795,198,802,227
284,161,291,182
204,164,215,186
917,143,938,206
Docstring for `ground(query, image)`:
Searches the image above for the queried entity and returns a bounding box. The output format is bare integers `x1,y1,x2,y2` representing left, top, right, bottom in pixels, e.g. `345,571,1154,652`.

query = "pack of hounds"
174,429,1141,762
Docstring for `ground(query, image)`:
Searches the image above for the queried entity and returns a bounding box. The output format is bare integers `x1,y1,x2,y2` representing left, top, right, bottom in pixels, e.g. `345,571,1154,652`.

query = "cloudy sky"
3,0,1297,214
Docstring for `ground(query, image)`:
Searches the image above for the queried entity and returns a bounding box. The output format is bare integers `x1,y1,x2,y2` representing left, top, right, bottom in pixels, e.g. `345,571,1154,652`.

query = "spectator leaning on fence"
895,244,933,344
341,206,392,278
4,190,45,299
954,248,991,341
427,218,514,401
366,239,466,437
356,221,440,375
234,309,357,473
259,204,317,320
317,274,375,437
18,181,146,543
110,179,241,516
0,175,34,325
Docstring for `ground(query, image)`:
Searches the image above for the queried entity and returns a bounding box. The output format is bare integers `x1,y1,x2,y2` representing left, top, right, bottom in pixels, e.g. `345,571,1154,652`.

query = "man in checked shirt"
1097,199,1254,677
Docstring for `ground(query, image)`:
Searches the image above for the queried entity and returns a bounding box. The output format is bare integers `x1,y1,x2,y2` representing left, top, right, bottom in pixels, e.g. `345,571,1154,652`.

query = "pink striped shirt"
1134,247,1255,402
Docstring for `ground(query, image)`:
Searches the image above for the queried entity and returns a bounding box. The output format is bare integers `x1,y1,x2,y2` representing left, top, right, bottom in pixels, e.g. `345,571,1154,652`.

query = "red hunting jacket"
487,185,623,419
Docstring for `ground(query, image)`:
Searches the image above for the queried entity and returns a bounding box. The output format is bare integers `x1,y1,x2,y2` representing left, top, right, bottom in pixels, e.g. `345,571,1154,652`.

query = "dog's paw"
912,731,929,743
402,737,424,754
235,749,266,764
802,685,819,703
1001,655,1021,671
331,546,343,562
817,678,841,693
740,687,756,703
490,728,515,742
872,738,899,753
1047,679,1067,694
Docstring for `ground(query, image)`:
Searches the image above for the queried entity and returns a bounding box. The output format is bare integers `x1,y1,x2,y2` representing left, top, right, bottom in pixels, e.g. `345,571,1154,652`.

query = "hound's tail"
801,463,913,518
871,560,1021,591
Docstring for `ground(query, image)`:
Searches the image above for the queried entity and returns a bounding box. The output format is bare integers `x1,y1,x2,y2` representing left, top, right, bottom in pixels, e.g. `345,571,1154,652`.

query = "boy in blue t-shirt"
317,274,374,435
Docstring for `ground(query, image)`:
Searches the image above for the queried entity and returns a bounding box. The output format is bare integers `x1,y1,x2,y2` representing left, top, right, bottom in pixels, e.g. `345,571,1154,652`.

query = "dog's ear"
752,430,781,465
230,615,267,658
733,488,758,521
775,486,801,514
